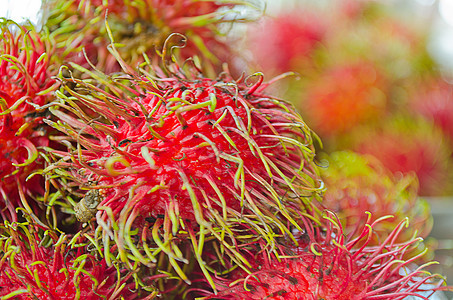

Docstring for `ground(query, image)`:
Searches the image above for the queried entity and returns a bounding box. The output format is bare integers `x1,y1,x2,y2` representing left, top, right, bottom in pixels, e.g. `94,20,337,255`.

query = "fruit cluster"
0,1,450,299
246,0,453,196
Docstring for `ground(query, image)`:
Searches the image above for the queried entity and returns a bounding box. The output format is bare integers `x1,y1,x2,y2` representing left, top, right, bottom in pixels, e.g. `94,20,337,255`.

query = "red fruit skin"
212,250,367,300
248,12,326,75
0,230,138,300
0,249,116,299
193,214,445,300
52,74,320,225
0,21,58,219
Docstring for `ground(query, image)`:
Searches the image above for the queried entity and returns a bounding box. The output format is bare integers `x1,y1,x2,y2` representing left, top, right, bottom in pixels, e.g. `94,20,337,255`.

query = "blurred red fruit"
354,118,453,196
247,11,326,74
304,61,386,137
320,151,432,241
411,79,453,143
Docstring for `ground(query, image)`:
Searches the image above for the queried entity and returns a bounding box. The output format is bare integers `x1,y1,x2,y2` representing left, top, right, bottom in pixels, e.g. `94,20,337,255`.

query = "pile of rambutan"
243,0,453,196
0,1,451,299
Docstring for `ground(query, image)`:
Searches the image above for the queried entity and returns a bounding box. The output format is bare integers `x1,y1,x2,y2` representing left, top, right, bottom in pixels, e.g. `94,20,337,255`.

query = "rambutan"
320,151,432,241
191,212,447,299
43,48,323,280
0,20,59,221
0,221,155,299
275,0,434,149
246,10,326,75
410,78,453,143
322,0,432,79
302,61,387,139
44,0,257,75
353,117,453,196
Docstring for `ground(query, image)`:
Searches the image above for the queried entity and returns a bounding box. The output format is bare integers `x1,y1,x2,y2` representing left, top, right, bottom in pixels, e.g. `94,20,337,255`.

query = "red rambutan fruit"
303,61,387,139
43,51,323,280
353,117,453,196
324,0,432,75
191,212,447,299
320,151,432,241
246,10,326,75
0,20,59,221
268,1,436,154
0,221,154,300
44,0,257,75
410,78,453,143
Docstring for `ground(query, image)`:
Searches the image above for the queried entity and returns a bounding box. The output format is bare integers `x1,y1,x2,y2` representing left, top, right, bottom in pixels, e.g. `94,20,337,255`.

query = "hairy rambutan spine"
0,222,138,299
44,0,261,75
0,211,195,299
0,19,59,222
43,39,324,288
191,211,448,299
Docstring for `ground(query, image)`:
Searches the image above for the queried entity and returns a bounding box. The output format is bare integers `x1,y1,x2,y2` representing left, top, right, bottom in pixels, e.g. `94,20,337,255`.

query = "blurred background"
2,0,453,297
